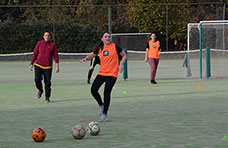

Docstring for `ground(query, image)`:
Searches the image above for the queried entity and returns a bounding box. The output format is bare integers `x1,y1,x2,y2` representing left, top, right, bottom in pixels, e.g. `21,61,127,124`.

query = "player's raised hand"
80,58,86,63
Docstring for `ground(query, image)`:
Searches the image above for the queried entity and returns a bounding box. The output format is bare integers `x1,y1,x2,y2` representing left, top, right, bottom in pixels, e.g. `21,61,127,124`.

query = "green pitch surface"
1,61,228,148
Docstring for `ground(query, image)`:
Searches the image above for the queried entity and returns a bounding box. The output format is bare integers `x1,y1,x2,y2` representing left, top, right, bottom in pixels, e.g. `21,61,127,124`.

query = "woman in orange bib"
80,32,127,122
144,33,161,84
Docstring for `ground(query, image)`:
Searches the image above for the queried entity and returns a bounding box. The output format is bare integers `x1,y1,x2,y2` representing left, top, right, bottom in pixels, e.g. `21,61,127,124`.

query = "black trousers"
91,75,117,115
34,65,52,98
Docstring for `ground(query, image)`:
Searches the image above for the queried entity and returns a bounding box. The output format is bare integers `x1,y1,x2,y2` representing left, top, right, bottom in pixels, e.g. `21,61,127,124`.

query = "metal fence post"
199,23,202,80
123,49,128,80
166,5,168,51
205,47,211,78
52,6,55,42
108,6,112,33
223,2,226,20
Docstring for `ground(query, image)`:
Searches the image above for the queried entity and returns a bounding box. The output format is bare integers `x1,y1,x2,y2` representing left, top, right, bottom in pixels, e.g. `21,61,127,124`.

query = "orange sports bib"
148,40,160,59
98,43,119,78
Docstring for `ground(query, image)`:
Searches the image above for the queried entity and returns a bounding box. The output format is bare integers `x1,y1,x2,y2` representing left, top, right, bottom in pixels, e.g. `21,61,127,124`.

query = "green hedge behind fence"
0,20,101,54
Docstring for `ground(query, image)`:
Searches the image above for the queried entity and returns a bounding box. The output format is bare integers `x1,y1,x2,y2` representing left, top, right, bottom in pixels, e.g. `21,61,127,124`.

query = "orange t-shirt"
98,43,119,78
147,40,160,59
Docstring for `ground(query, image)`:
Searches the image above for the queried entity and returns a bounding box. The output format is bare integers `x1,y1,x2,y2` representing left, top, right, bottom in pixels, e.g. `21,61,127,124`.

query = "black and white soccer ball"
71,124,86,139
87,121,100,136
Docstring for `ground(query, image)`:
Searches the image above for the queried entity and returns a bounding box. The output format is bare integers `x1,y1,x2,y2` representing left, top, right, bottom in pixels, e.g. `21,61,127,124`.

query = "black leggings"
34,65,52,98
91,75,117,115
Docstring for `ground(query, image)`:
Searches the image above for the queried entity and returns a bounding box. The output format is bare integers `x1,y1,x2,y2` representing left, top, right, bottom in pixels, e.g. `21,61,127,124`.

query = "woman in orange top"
80,32,127,122
144,33,161,84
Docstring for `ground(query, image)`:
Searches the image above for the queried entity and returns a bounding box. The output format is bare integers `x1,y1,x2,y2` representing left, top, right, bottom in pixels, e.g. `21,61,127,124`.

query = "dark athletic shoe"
45,97,50,103
150,80,157,84
37,90,43,99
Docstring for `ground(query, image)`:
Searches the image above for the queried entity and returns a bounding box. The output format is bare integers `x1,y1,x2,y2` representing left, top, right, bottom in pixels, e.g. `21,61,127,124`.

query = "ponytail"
93,41,104,54
93,31,111,54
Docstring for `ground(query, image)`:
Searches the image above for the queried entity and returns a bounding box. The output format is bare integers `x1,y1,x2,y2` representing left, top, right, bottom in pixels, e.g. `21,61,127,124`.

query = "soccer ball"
32,128,46,142
87,121,100,136
71,124,86,139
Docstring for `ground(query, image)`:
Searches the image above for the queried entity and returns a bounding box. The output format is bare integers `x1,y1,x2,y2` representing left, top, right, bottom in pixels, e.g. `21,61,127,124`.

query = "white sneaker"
98,105,104,116
99,114,108,122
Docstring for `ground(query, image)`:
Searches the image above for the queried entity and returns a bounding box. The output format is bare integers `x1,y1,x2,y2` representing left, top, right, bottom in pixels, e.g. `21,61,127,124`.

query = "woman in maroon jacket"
30,31,59,103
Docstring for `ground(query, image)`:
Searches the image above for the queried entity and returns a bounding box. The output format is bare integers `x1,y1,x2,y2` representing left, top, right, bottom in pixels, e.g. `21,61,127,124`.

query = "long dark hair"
93,31,111,54
149,32,157,42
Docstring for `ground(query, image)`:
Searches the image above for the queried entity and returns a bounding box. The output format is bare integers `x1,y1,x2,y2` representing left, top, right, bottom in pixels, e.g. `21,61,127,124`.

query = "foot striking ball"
71,124,86,139
87,121,100,136
32,128,46,142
